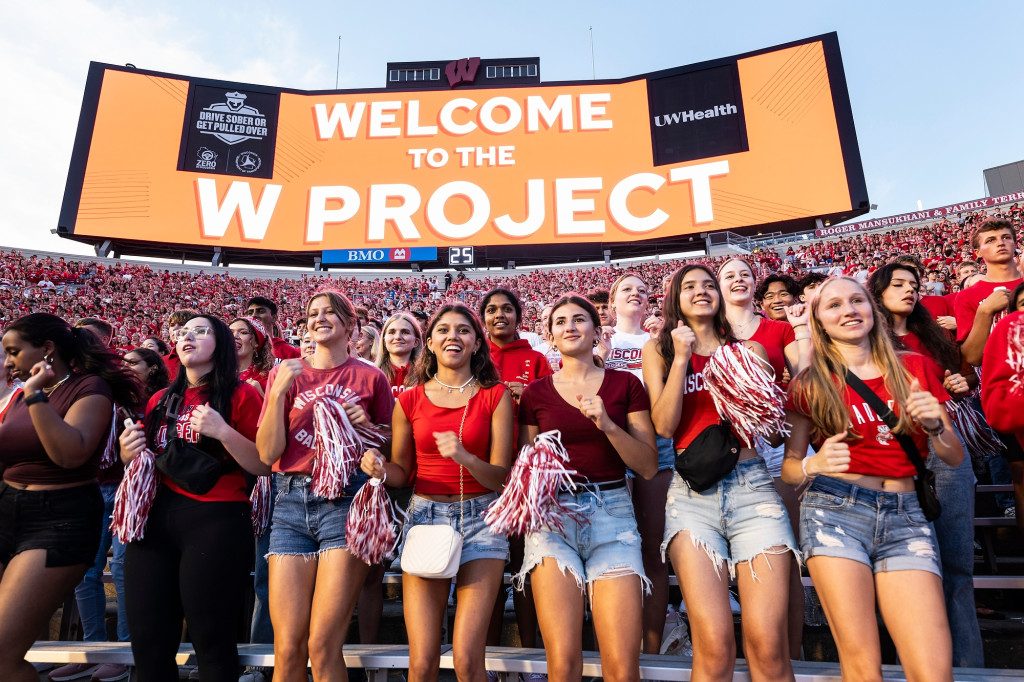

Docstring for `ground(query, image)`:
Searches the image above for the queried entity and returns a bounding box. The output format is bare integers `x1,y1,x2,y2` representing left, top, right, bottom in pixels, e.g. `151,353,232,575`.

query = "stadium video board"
58,33,867,264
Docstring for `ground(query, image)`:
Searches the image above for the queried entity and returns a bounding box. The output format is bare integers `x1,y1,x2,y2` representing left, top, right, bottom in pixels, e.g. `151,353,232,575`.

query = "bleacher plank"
27,642,1019,682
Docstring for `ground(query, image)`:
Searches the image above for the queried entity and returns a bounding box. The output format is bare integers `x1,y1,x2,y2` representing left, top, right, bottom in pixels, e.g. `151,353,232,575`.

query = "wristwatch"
23,391,49,406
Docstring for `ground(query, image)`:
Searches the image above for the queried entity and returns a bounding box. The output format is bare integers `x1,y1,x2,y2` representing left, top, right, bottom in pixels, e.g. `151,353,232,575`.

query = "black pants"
124,488,253,682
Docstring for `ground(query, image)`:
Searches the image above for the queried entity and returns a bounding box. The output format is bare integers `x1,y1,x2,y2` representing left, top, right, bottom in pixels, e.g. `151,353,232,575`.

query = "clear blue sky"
1,0,1021,256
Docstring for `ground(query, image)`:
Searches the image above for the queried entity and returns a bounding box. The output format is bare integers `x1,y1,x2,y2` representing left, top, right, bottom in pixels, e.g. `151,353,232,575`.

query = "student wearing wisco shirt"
257,291,393,682
643,265,797,681
782,277,962,681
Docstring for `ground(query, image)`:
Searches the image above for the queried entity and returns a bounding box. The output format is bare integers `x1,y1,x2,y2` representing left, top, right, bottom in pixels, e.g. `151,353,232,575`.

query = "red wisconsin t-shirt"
260,356,394,474
148,382,263,503
671,353,728,451
788,353,948,479
399,383,507,496
519,370,650,483
749,318,795,385
954,278,1023,343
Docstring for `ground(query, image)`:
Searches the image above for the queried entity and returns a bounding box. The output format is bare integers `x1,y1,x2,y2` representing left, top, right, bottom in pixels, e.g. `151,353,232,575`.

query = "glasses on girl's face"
172,327,214,342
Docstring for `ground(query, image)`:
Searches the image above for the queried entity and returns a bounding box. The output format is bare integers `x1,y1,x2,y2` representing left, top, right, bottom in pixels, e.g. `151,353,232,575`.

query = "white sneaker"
523,674,547,682
239,668,269,682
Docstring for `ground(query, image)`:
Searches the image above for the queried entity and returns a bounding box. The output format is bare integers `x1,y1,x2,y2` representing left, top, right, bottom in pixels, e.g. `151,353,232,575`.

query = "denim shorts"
402,492,508,565
800,475,942,577
626,435,676,478
267,472,366,557
662,458,798,580
517,482,649,594
0,481,103,567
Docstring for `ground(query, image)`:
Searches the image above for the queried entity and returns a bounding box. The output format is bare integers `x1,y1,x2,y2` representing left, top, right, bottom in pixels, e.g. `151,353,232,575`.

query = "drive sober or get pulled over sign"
59,33,866,254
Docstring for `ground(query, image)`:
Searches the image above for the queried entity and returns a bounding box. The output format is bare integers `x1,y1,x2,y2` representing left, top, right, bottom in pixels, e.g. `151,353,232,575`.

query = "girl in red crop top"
118,314,267,681
362,303,513,682
781,277,963,681
643,264,796,682
517,295,657,682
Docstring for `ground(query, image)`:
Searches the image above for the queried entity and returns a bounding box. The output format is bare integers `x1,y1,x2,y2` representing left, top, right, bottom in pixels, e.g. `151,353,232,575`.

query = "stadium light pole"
589,27,596,79
335,36,342,89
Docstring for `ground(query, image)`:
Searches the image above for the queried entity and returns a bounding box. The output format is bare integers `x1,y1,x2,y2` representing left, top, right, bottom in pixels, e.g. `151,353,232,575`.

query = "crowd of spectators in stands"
1,204,1019,346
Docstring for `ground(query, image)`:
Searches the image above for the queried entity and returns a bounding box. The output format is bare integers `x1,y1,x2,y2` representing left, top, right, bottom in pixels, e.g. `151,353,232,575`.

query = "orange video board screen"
59,33,866,254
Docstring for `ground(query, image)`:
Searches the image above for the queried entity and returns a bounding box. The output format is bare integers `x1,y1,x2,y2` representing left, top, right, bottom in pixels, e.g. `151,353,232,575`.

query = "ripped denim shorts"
662,457,799,579
517,481,649,594
267,472,366,557
800,475,941,577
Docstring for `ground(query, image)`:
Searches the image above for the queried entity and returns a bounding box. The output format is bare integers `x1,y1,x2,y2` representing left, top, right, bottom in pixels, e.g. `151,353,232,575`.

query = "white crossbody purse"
400,387,473,579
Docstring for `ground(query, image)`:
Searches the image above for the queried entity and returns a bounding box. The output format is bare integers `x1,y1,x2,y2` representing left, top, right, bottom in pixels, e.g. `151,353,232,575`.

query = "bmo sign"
322,246,437,264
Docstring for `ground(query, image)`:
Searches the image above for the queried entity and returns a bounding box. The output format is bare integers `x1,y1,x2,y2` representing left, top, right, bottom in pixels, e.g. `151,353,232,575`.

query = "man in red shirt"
956,219,1022,366
246,296,300,360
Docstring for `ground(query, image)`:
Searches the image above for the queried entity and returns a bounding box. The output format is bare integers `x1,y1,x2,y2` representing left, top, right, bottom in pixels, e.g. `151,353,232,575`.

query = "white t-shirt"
605,330,650,382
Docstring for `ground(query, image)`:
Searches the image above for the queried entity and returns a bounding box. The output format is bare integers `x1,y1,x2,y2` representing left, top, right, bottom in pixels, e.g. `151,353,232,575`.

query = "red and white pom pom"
110,447,159,543
1007,315,1024,396
98,404,119,470
250,475,272,537
946,400,1004,459
484,430,586,536
703,342,789,448
310,398,386,500
346,477,398,565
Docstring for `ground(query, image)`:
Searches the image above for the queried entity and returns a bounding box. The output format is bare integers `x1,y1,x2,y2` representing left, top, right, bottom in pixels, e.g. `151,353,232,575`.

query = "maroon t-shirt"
259,356,394,473
519,369,650,483
0,374,114,485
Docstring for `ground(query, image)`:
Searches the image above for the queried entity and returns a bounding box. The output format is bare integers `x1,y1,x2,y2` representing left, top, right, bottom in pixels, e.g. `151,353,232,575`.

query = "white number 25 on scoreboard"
448,246,474,266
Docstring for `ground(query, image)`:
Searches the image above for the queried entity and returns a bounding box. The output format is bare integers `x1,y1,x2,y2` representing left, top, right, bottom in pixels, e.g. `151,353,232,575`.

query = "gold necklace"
43,373,73,395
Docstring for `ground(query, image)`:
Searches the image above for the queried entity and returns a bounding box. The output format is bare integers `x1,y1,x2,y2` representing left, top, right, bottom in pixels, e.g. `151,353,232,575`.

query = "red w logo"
445,58,481,88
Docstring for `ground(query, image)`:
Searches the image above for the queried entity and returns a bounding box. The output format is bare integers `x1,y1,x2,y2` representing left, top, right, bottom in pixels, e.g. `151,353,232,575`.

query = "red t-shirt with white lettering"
671,353,726,451
788,353,947,478
260,356,394,474
149,382,263,503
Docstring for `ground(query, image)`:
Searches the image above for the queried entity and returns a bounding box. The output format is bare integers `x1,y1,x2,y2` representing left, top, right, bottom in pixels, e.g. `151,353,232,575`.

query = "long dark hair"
5,313,143,409
868,263,958,372
144,315,240,448
411,304,500,388
656,264,734,374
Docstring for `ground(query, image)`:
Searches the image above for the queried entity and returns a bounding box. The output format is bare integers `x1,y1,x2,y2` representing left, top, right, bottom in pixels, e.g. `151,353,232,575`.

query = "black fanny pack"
674,421,740,493
153,392,227,495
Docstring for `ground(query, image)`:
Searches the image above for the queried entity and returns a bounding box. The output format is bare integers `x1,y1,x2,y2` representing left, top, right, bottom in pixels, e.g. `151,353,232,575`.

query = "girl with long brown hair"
782,276,963,680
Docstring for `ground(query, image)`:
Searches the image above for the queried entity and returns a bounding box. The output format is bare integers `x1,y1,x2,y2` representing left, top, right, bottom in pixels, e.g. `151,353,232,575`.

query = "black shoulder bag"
843,371,941,521
673,358,741,493
153,392,225,495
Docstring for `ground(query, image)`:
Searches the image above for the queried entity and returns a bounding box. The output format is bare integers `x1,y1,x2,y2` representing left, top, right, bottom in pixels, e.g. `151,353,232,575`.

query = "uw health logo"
179,85,280,180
